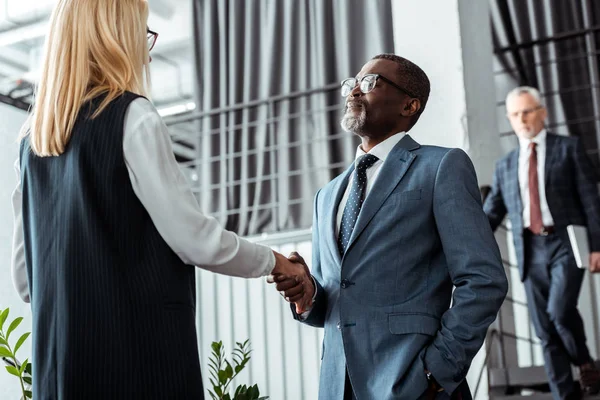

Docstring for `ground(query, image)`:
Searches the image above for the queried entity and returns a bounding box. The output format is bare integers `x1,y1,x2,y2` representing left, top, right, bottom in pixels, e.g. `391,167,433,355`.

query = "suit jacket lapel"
344,135,419,256
506,148,522,216
325,164,354,265
544,133,557,186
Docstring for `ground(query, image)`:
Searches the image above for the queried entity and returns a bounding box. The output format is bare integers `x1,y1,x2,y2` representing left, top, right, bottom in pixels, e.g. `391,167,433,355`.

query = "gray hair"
505,86,545,108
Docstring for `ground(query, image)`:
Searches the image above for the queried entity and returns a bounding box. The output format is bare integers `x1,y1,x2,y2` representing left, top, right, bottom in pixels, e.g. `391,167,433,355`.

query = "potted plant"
208,339,268,400
0,308,32,399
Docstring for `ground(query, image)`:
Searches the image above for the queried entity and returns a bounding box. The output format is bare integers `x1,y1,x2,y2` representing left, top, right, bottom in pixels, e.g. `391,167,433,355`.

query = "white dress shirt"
11,97,275,302
335,132,406,237
518,129,555,228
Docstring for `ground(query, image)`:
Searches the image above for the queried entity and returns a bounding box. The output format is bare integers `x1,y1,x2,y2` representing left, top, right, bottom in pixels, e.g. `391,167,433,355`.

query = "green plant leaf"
208,389,219,400
208,357,221,370
249,384,260,399
25,363,32,376
14,332,31,356
6,317,23,340
233,355,243,365
235,384,245,396
5,365,20,377
225,361,234,379
0,336,9,348
24,390,33,399
0,308,8,331
211,341,222,354
218,369,228,385
232,349,243,359
19,359,28,375
208,359,220,372
223,394,232,400
0,346,12,357
23,376,32,385
208,366,219,381
214,385,223,397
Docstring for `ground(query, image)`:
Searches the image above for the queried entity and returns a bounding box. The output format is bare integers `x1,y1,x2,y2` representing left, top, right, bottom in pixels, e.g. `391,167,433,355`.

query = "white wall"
0,103,30,400
391,0,468,150
391,0,501,184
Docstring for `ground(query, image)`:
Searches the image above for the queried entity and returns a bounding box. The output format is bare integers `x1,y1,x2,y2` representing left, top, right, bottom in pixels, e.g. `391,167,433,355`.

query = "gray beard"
340,107,367,135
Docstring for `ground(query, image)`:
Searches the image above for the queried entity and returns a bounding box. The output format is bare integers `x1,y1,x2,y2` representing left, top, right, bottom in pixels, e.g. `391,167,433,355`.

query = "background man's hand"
590,252,600,273
267,251,315,313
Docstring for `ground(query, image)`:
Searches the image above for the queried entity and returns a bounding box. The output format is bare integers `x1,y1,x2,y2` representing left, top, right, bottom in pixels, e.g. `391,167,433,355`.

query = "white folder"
566,225,590,270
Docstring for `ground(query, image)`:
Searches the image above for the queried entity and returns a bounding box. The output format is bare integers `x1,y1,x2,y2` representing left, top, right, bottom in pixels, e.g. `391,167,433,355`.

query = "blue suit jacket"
296,135,508,399
483,133,600,280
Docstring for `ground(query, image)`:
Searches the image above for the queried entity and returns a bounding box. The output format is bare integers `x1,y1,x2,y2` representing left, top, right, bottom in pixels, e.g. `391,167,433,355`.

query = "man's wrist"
309,276,317,303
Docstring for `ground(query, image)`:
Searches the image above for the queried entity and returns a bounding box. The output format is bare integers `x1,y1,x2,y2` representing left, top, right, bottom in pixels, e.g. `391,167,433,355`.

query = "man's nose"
349,82,362,97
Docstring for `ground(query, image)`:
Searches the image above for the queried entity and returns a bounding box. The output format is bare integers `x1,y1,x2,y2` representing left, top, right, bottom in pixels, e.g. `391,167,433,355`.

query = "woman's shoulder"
126,96,158,117
123,97,162,140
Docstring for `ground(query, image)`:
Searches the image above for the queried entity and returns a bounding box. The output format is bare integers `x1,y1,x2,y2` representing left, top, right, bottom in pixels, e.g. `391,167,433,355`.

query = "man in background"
484,86,600,399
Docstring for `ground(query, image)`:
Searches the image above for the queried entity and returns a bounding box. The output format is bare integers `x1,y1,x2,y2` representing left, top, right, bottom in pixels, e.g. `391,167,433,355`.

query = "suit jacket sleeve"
291,189,328,327
425,149,508,392
572,137,600,251
483,160,508,232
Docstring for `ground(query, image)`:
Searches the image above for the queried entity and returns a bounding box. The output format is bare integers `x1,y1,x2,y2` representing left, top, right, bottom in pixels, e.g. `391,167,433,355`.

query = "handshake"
267,251,315,314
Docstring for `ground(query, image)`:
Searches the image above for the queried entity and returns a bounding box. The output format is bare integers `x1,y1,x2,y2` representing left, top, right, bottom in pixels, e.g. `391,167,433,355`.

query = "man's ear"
400,98,421,118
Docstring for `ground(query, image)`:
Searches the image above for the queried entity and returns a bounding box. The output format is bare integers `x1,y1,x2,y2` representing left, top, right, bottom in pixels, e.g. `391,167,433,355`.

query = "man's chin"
517,129,539,139
341,118,363,133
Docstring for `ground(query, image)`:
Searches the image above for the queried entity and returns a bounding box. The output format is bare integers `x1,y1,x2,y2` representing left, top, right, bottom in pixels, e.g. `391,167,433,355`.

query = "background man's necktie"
529,142,544,234
338,153,379,256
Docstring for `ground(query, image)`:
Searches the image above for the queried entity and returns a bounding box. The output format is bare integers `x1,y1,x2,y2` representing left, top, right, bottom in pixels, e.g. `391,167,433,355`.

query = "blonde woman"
10,0,310,398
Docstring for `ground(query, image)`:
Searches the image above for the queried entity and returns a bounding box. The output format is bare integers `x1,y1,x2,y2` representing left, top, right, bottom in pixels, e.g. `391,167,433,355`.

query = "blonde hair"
23,0,151,156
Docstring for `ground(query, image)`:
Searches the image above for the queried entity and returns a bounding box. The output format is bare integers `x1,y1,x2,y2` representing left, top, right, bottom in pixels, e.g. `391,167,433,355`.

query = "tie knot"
529,142,537,150
356,154,379,173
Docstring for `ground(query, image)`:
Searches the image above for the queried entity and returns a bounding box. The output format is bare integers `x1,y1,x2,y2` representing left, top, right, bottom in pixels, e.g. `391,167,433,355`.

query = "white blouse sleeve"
122,98,275,278
11,157,30,303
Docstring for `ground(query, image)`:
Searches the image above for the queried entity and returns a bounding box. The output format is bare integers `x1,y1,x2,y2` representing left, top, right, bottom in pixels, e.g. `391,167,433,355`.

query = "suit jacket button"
337,322,341,330
341,280,348,289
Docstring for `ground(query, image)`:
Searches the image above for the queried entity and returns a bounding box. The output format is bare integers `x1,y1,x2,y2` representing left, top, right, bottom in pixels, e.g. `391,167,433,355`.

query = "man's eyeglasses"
506,105,543,119
340,73,416,98
147,28,158,52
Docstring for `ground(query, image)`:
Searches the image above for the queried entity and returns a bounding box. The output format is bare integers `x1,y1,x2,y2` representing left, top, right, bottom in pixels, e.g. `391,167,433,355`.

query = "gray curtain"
490,0,600,170
189,0,395,235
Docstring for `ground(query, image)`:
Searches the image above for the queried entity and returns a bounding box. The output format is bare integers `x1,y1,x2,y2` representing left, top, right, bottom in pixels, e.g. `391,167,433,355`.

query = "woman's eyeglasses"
147,29,158,52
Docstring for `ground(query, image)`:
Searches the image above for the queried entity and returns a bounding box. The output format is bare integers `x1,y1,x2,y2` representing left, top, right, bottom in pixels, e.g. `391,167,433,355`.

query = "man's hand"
288,252,315,313
590,252,600,273
267,251,315,314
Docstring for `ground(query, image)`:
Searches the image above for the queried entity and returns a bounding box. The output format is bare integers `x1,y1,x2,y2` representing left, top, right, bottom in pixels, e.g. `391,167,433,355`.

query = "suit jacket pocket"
388,312,440,336
387,189,422,204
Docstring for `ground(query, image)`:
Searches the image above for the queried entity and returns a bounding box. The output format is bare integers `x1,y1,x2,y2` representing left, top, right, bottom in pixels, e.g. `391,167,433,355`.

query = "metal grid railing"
163,83,357,235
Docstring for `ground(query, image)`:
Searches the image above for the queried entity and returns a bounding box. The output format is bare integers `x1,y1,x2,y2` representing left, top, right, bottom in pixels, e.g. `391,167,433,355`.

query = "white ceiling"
0,0,195,110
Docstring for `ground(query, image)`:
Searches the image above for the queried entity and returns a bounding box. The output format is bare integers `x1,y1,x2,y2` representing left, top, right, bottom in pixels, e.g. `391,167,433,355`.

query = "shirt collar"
518,129,547,150
354,132,406,163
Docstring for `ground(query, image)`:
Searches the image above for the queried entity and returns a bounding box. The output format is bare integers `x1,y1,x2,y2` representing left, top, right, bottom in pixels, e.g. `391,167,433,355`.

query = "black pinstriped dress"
19,92,204,399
